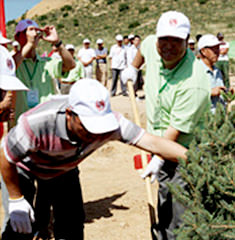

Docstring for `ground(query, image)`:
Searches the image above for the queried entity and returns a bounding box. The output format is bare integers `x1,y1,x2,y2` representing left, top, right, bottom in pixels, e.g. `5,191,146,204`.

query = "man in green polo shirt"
122,11,210,240
12,19,75,123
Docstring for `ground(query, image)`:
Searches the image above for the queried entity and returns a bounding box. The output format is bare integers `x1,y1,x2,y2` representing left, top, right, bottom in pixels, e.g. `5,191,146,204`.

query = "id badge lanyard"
23,61,39,108
157,74,171,137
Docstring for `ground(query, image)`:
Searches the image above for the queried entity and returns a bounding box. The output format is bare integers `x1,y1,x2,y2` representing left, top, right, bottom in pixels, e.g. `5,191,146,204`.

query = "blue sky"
4,0,42,22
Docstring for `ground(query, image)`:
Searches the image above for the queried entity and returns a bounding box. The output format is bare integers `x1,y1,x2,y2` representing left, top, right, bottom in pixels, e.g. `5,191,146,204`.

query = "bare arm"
42,25,75,72
132,49,145,69
57,43,76,72
164,126,181,142
0,148,22,199
135,131,187,162
220,48,229,55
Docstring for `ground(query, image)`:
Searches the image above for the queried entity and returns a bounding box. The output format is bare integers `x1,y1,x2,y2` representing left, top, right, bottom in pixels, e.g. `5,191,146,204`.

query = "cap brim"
0,75,29,91
0,38,12,44
157,31,188,40
79,112,119,134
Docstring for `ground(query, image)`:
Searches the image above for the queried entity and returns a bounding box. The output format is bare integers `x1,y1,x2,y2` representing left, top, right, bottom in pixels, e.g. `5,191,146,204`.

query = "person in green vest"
12,19,75,123
122,11,211,240
59,44,85,94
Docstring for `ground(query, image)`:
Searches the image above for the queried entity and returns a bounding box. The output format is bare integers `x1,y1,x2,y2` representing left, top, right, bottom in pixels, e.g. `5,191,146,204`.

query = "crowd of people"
0,9,233,240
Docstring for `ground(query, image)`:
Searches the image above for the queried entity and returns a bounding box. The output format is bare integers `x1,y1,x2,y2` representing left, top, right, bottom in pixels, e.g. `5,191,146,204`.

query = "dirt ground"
0,76,234,240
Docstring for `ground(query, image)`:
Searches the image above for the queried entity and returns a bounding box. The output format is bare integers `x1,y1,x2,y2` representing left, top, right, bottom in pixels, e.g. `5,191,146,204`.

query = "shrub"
197,0,208,4
38,14,48,21
119,3,129,12
227,23,233,28
138,7,149,14
63,12,69,18
106,0,118,5
128,21,140,29
61,5,72,11
73,19,79,27
6,20,16,26
57,23,65,29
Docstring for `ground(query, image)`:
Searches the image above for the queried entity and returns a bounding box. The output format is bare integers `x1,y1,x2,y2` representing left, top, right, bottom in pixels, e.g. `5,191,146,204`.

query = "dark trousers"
111,69,127,96
156,162,186,240
2,168,85,240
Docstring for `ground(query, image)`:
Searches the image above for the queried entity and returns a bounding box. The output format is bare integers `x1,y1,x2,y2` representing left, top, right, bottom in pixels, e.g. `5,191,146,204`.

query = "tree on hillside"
169,93,235,240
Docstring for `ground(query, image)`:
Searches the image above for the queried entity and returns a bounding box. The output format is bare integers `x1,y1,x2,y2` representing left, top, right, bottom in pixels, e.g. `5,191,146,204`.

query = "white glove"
9,196,35,234
121,65,138,85
141,155,165,183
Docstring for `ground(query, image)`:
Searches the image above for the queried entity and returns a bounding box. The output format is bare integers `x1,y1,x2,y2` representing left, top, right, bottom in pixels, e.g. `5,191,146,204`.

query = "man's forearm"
58,44,76,72
0,149,22,199
136,132,187,162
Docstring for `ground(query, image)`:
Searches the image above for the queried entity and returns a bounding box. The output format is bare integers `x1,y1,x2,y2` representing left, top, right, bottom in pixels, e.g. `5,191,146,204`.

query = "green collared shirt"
141,35,211,147
60,59,84,83
15,54,63,122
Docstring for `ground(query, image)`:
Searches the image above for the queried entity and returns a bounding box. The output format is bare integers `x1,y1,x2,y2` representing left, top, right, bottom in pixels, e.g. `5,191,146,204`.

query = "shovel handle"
127,80,159,226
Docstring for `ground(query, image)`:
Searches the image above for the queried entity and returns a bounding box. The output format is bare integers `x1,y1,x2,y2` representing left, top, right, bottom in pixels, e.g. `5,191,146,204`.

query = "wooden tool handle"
127,80,159,225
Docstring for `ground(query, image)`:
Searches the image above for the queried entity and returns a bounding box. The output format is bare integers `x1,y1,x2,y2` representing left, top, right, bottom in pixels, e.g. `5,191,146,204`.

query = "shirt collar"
199,59,216,75
159,49,189,79
55,104,78,145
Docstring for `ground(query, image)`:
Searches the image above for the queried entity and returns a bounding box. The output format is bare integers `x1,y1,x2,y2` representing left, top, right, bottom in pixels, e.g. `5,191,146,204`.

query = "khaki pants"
96,63,108,86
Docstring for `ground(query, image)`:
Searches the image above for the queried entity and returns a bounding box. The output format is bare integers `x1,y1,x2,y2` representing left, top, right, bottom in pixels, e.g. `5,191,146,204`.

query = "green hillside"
6,0,235,54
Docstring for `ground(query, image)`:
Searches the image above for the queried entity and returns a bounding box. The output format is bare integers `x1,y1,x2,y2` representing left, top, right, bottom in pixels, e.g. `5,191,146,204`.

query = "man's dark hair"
217,32,224,39
123,35,128,39
196,34,202,42
134,35,141,39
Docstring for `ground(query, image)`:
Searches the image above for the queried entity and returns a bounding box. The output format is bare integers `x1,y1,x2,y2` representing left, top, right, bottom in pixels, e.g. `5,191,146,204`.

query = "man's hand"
25,26,42,48
42,25,59,45
121,65,138,85
9,196,35,234
141,155,165,183
211,86,226,97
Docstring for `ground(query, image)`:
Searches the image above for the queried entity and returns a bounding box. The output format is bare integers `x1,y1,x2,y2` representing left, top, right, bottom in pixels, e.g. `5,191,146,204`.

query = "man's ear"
185,34,190,46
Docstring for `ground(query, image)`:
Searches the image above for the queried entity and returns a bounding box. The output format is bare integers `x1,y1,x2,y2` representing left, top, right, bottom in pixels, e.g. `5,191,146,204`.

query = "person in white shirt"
126,35,144,94
215,32,230,88
128,34,135,46
109,34,127,96
77,39,96,78
123,35,130,49
95,39,108,87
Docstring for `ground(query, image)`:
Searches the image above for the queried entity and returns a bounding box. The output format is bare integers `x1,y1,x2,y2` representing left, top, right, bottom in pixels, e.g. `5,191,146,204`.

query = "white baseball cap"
198,34,221,50
83,38,90,44
128,34,134,40
115,34,123,41
69,79,119,134
0,31,12,44
12,41,19,47
188,39,195,44
156,11,190,40
15,19,39,34
65,44,75,50
0,45,28,91
96,39,103,44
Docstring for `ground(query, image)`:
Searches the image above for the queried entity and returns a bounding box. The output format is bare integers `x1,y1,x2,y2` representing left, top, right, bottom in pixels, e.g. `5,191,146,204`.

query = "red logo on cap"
7,58,13,70
96,100,105,111
26,20,33,25
169,19,178,26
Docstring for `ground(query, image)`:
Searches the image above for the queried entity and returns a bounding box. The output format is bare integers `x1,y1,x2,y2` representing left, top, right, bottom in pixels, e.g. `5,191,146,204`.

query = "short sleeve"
170,88,210,133
2,116,35,164
109,46,114,58
115,113,145,145
92,49,96,58
45,57,63,79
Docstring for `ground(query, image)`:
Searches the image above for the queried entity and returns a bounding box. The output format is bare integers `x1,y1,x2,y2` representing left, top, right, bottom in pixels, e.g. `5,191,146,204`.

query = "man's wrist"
53,40,63,48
